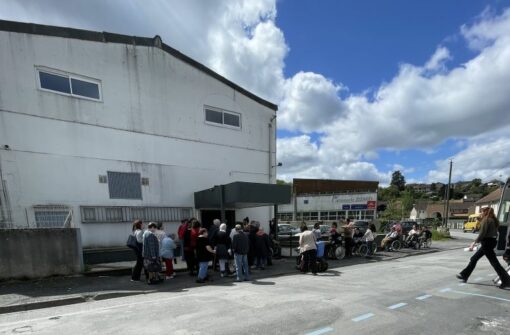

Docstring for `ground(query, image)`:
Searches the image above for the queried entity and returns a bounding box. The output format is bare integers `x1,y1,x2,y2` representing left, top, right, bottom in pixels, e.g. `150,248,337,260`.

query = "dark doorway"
200,210,236,231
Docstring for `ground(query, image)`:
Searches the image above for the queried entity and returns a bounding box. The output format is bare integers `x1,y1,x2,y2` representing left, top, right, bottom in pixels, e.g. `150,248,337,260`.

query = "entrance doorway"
200,210,236,231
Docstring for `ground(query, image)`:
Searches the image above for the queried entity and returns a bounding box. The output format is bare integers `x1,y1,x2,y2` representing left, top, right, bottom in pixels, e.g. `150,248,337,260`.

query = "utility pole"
443,160,453,227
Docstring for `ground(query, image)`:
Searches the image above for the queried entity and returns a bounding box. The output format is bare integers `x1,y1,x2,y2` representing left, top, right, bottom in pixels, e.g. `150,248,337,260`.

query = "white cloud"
2,1,510,184
427,135,510,183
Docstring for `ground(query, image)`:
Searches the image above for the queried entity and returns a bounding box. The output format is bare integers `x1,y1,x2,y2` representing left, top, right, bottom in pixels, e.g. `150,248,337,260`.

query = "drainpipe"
269,115,276,222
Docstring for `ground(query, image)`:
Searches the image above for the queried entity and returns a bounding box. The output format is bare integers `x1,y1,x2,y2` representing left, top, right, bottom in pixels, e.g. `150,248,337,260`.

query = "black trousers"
131,249,147,281
344,237,353,257
460,238,510,284
184,250,197,274
302,249,317,274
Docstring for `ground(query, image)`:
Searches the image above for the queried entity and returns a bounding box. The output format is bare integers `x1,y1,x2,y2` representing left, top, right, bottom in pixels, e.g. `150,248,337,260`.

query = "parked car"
463,214,481,233
277,223,300,236
400,221,420,235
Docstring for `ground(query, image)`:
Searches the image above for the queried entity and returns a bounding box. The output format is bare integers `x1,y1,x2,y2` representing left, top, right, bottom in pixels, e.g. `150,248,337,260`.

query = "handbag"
126,234,139,250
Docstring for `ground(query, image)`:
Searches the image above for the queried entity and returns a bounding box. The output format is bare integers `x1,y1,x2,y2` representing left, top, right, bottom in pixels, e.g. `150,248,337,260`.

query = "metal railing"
80,206,193,223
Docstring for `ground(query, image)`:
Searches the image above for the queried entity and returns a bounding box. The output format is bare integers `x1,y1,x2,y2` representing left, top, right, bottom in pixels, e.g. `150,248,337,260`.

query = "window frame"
36,66,102,102
204,106,241,130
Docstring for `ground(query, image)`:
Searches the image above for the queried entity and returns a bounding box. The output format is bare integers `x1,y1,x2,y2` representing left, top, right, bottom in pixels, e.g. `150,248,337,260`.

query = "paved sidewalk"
0,238,468,314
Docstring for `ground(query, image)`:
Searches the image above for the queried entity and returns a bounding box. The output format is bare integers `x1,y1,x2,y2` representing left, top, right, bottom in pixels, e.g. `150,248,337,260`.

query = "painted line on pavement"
440,288,452,293
416,294,432,301
305,327,334,335
352,313,375,322
388,302,407,310
450,290,510,303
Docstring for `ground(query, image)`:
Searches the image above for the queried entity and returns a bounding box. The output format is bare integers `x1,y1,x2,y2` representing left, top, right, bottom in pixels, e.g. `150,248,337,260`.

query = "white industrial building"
0,20,289,248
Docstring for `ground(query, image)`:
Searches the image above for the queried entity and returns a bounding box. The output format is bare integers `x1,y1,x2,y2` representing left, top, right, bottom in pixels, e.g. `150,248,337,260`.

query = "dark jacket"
232,231,250,255
196,236,213,262
214,230,231,259
255,231,271,258
209,225,219,245
475,217,499,243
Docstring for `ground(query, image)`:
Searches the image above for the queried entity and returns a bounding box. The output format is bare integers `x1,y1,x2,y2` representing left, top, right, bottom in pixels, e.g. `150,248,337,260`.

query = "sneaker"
165,276,174,280
130,279,140,282
235,278,243,282
456,274,467,283
220,272,225,278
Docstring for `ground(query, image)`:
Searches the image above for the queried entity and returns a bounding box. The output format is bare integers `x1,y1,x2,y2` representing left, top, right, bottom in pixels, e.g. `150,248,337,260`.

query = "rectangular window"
105,207,123,221
37,68,101,101
34,205,71,228
205,109,223,124
204,107,241,129
70,78,100,99
223,112,240,127
107,171,142,199
39,71,71,94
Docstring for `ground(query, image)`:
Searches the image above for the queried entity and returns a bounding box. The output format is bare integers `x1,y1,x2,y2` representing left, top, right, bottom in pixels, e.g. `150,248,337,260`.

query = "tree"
401,190,414,214
390,170,406,191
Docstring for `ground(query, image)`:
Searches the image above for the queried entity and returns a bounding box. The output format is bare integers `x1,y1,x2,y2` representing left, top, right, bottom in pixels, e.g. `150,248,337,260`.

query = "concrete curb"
0,247,454,315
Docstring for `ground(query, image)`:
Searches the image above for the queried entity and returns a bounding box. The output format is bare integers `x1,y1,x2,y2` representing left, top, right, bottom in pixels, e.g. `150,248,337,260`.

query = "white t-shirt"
363,228,374,242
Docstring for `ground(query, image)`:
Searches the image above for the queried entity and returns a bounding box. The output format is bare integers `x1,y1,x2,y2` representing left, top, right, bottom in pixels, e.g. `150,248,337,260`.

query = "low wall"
0,228,83,280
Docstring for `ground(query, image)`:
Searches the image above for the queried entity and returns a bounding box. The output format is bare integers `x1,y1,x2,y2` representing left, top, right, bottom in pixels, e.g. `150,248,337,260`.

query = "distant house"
475,188,503,214
409,202,428,220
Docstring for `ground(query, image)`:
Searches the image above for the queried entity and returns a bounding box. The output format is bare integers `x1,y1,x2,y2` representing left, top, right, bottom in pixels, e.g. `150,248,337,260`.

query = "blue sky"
2,0,510,184
275,0,510,183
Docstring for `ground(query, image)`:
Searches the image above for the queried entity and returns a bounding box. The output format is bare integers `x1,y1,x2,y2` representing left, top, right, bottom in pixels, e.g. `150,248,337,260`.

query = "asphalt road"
1,246,509,335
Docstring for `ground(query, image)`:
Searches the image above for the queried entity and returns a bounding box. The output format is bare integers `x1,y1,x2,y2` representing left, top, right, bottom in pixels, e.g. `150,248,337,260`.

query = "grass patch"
431,229,449,241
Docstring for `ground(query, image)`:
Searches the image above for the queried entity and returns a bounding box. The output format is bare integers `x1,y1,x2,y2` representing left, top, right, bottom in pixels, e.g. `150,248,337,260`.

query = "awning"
194,182,292,209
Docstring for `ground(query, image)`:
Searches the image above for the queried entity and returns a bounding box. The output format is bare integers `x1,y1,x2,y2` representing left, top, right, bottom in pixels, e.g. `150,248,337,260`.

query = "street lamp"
272,162,283,168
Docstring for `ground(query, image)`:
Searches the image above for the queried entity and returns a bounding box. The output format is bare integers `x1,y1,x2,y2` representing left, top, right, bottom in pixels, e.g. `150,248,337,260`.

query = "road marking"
440,288,452,293
416,294,432,301
305,327,334,335
458,283,466,286
388,302,407,310
450,290,510,303
352,313,375,322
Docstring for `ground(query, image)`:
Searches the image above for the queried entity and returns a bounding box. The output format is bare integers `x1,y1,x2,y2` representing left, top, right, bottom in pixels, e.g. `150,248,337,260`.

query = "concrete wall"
0,29,276,246
0,228,83,280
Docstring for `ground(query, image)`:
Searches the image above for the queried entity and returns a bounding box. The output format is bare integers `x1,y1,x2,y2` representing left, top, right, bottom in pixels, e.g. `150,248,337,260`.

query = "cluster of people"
130,220,177,284
380,223,432,250
129,217,275,285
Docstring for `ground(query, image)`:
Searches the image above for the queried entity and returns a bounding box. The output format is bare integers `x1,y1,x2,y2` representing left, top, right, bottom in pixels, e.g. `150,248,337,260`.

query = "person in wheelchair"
381,226,398,251
406,224,420,248
353,227,364,248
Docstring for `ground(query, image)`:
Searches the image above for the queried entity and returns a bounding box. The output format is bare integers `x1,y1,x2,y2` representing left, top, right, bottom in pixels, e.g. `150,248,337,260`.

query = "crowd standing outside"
196,228,216,283
255,227,271,270
183,220,197,276
363,223,376,258
160,233,176,279
143,222,162,284
214,223,232,277
298,224,317,275
313,222,322,240
177,219,188,262
130,220,146,281
232,224,251,281
343,220,354,258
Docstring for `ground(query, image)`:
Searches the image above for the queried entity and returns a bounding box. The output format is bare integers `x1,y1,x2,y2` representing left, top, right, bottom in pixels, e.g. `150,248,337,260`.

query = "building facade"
0,20,278,247
277,179,379,222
